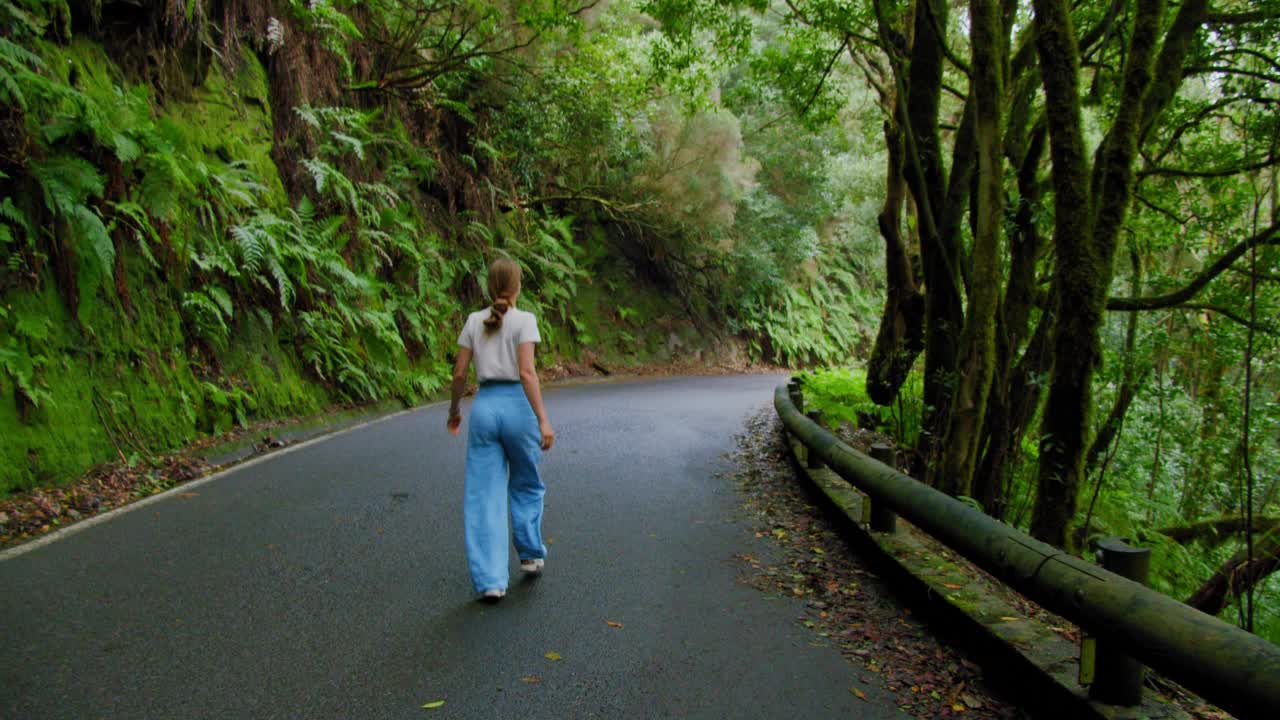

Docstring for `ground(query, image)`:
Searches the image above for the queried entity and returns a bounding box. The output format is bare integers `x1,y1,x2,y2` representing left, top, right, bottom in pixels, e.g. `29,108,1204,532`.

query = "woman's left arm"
447,347,473,436
518,342,555,450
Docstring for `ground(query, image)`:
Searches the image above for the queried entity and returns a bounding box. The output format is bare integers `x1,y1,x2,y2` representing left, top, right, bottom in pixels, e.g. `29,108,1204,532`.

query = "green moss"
165,46,284,202
560,252,686,365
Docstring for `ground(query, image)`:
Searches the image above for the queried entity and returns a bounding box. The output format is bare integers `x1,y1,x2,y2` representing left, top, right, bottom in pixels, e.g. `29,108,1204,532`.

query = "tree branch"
920,0,971,76
1207,12,1280,26
1156,515,1280,545
1138,0,1211,143
1177,303,1280,335
1137,155,1280,180
1107,222,1280,310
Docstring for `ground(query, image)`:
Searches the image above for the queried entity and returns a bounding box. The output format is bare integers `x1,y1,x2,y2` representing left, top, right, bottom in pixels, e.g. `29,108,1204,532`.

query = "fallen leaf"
811,547,825,555
606,621,624,628
519,677,542,684
850,688,868,701
942,583,962,589
421,700,445,709
544,651,562,661
178,493,199,499
952,703,966,712
999,616,1019,622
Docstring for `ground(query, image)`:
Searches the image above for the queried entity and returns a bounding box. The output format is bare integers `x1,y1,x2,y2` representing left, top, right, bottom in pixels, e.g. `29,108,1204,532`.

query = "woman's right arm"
518,342,555,450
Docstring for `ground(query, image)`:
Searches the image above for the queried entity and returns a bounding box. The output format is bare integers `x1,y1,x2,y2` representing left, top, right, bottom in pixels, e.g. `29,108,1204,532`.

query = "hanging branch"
1107,222,1280,310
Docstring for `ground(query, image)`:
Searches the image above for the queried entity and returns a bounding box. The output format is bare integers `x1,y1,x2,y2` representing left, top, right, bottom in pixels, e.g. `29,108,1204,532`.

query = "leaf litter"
722,410,1027,720
724,409,1229,720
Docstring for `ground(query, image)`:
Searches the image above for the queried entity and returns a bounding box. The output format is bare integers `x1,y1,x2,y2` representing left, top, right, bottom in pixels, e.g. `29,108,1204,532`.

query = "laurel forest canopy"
642,0,1280,639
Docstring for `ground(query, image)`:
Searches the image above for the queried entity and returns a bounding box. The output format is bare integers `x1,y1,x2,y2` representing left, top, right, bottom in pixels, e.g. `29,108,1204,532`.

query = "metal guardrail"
775,383,1280,720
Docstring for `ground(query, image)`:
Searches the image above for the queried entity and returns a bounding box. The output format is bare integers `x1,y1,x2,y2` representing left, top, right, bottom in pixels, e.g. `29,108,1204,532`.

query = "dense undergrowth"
0,1,888,494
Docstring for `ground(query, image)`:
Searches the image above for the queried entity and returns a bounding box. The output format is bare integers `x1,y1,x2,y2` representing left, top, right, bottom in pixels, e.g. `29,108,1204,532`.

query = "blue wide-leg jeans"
464,381,547,593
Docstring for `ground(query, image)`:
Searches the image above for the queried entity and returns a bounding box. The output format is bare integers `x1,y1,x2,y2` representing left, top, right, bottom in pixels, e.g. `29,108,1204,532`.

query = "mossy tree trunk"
972,110,1049,517
1029,0,1202,549
902,0,964,482
937,0,1005,497
866,83,925,406
871,0,969,487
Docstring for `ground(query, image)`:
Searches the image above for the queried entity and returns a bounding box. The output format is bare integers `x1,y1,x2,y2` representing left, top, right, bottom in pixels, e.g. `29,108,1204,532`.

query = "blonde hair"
483,258,522,334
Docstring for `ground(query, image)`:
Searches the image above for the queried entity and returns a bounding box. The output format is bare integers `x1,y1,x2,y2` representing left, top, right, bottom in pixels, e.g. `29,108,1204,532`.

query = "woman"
448,258,556,601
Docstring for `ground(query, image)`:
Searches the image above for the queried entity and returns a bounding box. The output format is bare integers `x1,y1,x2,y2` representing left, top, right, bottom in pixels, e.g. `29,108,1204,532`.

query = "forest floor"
723,409,1232,720
0,359,785,548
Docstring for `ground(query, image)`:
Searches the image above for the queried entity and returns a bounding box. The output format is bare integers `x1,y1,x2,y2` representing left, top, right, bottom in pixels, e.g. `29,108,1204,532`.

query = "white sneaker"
520,558,545,575
481,588,506,601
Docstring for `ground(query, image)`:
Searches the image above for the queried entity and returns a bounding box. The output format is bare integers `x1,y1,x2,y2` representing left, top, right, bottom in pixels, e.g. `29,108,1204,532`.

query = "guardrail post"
805,411,824,468
789,377,804,413
868,444,898,533
1089,538,1151,706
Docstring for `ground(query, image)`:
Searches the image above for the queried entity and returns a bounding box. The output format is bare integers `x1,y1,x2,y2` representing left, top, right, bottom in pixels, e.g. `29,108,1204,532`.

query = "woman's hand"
539,419,556,451
447,410,462,436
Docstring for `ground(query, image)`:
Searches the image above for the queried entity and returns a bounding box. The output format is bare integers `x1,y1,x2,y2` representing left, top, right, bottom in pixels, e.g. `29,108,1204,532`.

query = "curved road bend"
1,374,907,719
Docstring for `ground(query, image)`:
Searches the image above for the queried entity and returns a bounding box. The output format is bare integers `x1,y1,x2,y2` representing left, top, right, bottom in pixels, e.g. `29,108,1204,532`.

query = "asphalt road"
1,374,907,719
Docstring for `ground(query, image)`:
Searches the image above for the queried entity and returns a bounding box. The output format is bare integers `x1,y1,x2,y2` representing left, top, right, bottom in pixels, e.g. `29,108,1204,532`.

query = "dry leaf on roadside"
544,651,562,661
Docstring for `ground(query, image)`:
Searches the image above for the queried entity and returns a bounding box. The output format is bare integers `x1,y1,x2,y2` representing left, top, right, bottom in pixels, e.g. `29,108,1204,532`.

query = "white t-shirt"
457,307,541,382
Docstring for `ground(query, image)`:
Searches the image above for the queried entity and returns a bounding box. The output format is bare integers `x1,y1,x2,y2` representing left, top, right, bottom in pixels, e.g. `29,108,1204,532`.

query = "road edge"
783,434,1194,720
0,403,426,562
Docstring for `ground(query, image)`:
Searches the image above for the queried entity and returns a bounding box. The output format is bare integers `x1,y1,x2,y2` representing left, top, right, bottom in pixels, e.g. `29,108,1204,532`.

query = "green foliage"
799,367,923,449
0,0,895,499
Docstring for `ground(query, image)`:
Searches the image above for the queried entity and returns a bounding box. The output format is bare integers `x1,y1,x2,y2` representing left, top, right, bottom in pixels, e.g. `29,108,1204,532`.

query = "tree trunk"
897,0,965,483
938,0,1004,497
1178,356,1227,518
1185,526,1280,618
866,113,925,405
1085,248,1146,478
973,117,1048,517
1027,0,1095,548
1030,0,1164,549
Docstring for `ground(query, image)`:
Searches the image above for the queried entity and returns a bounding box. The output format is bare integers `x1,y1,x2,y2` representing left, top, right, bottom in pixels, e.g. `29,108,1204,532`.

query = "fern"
1,1,46,37
230,222,268,273
182,288,232,351
265,255,294,310
30,155,104,215
28,155,116,301
69,203,114,282
0,195,32,245
330,131,364,160
0,338,53,409
108,200,161,268
0,36,45,110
